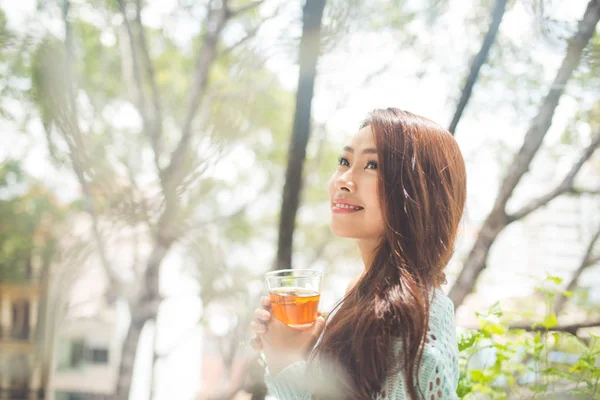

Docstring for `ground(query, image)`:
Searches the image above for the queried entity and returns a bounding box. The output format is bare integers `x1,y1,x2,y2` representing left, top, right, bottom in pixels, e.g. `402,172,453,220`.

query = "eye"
338,156,350,167
365,160,378,170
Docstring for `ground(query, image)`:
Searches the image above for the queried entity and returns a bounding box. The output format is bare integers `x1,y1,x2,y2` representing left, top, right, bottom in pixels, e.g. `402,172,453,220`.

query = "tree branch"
118,0,163,174
117,0,148,126
507,319,600,334
60,0,122,289
183,181,270,236
449,0,507,135
162,0,230,190
124,157,152,230
230,0,264,17
134,0,163,168
222,3,280,56
491,0,600,212
507,127,600,222
222,25,260,56
554,223,600,315
570,187,600,196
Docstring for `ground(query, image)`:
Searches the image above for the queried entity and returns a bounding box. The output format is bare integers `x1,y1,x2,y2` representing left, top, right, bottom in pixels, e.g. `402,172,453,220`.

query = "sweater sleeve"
264,361,312,400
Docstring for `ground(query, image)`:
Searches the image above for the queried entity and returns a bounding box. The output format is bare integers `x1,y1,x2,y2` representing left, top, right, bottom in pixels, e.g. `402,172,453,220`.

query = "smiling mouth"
332,202,364,212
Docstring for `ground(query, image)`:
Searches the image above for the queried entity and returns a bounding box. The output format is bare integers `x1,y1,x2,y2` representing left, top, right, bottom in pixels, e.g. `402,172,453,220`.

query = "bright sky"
1,0,597,399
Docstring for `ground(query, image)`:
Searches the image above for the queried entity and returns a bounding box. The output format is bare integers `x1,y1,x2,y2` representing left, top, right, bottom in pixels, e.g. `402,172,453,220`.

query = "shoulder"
429,288,456,333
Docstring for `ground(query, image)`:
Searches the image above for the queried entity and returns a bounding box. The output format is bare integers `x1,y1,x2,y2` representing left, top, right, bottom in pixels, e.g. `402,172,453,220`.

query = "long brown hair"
311,108,467,399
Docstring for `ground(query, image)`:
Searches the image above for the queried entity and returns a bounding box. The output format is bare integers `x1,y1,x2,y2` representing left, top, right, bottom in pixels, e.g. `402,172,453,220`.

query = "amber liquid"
269,287,320,328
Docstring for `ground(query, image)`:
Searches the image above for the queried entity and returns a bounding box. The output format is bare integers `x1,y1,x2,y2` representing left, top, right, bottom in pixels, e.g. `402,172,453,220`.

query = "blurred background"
0,0,599,399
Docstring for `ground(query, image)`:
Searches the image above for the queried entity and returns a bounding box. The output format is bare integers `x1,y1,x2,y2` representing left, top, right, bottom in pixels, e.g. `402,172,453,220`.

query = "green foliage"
457,275,600,399
0,160,66,282
72,19,123,103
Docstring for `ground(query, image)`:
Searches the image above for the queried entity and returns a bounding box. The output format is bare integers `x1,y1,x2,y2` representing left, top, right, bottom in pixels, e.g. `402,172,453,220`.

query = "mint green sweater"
265,289,460,399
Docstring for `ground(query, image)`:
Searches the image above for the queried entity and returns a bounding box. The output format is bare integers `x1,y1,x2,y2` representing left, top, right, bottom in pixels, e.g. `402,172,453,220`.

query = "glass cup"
265,269,323,328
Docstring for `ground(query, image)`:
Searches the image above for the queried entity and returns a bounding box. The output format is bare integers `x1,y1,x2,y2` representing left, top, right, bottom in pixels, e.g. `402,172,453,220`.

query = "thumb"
312,316,326,337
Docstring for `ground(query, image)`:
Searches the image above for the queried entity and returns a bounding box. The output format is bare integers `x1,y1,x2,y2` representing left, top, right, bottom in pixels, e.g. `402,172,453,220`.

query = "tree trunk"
34,259,51,399
448,0,507,135
115,319,145,400
449,0,600,308
149,320,158,400
116,240,169,400
275,0,326,271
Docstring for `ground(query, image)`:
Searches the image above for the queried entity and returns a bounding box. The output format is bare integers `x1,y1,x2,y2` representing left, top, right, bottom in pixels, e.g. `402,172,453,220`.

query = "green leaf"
470,369,485,382
485,323,506,335
530,383,548,392
553,332,560,346
458,331,480,352
489,301,503,317
546,274,563,285
542,313,558,329
471,383,492,394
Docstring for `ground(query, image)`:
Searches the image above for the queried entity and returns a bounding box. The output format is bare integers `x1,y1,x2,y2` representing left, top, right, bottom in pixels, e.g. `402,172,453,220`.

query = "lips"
332,199,364,214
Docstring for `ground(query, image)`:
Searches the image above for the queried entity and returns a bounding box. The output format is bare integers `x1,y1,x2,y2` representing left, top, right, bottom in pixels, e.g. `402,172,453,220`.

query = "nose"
336,169,355,193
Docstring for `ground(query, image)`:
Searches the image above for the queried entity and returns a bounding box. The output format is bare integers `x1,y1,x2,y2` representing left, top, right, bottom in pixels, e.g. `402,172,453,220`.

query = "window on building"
56,338,87,370
11,300,30,340
70,339,85,369
55,392,86,400
89,347,109,364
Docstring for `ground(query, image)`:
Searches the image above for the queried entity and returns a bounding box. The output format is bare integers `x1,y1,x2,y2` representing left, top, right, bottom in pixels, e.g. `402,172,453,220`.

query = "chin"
329,224,360,239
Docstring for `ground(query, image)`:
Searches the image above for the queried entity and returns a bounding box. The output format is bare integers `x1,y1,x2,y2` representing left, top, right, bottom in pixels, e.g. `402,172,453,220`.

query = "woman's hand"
250,296,325,375
249,296,272,351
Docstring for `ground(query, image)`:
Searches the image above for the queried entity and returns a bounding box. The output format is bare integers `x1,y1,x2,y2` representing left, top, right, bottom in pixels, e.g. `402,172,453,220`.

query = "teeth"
334,203,362,210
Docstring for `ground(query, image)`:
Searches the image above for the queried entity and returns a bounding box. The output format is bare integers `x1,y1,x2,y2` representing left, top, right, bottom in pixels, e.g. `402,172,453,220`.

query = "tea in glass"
269,287,320,327
265,269,323,328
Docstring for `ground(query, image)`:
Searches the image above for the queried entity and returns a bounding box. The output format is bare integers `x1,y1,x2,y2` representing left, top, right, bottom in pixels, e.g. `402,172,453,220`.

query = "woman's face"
328,126,385,241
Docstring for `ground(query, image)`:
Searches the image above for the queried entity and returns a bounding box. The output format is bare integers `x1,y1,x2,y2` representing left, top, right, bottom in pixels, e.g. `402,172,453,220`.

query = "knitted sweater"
264,289,460,399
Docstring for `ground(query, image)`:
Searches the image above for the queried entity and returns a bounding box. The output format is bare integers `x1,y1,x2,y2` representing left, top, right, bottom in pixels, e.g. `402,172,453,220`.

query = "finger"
304,316,325,337
310,316,326,344
314,315,326,333
254,308,271,323
260,296,271,309
250,320,267,334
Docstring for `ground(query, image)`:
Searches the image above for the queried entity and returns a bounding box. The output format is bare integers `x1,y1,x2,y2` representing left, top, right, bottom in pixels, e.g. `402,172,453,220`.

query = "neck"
356,237,381,271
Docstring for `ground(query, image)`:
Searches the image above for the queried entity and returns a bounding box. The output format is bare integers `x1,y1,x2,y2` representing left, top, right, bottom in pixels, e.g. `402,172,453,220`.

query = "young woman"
250,108,466,399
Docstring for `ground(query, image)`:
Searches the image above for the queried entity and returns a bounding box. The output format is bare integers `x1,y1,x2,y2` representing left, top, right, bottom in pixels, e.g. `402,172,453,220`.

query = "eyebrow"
343,146,378,155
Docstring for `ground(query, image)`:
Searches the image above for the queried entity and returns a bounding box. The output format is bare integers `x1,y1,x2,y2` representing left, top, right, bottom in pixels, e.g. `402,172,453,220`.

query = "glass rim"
264,268,323,278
